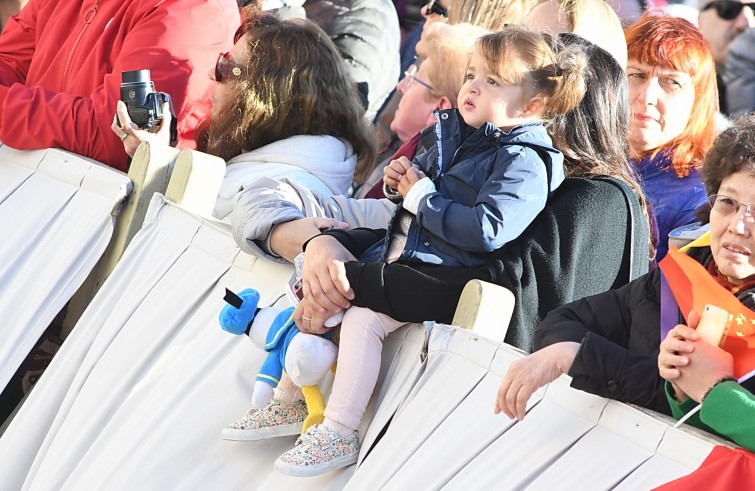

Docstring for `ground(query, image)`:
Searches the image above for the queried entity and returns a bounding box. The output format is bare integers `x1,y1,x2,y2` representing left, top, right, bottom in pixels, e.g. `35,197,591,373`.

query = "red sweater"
0,0,239,172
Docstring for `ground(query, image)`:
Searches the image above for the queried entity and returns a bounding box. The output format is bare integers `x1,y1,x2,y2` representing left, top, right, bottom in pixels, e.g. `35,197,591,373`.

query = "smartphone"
696,304,731,347
285,273,304,305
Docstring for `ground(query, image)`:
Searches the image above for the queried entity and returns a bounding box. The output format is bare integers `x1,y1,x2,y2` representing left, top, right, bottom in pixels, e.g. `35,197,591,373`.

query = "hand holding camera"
111,69,177,158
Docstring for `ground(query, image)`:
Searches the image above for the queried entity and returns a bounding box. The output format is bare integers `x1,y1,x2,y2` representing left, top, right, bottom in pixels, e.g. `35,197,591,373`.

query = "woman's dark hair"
549,33,629,178
702,113,755,197
204,9,376,182
549,33,654,259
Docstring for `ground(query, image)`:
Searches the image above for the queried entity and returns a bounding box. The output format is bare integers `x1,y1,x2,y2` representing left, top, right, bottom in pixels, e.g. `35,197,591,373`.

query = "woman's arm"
534,269,669,412
232,176,394,261
662,333,755,450
533,270,658,349
698,381,755,451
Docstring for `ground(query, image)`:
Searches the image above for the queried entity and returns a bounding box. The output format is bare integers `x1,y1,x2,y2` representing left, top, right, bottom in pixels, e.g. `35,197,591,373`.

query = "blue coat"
631,152,707,262
375,109,565,268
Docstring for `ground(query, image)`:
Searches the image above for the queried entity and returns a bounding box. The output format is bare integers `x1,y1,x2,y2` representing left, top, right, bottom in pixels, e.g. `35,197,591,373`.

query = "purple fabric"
660,271,678,341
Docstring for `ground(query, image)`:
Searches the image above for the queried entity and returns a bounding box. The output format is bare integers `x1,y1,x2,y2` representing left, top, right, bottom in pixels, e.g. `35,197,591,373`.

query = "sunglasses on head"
702,0,755,20
424,0,447,17
214,52,248,83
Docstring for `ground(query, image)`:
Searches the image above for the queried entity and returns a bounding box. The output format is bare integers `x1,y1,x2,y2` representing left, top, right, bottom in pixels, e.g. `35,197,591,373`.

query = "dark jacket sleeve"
570,333,668,413
534,268,670,414
532,271,656,348
318,228,387,258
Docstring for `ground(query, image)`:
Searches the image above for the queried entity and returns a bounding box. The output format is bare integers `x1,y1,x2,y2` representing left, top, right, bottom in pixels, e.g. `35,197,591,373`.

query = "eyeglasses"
214,52,247,83
401,64,434,92
709,194,755,222
424,0,447,17
701,0,755,20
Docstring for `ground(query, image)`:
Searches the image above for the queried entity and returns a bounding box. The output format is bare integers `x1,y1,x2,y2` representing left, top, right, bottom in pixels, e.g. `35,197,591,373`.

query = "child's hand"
398,166,426,197
384,156,412,190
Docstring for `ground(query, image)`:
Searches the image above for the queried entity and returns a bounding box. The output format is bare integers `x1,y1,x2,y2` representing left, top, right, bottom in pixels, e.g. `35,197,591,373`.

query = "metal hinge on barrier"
420,321,435,362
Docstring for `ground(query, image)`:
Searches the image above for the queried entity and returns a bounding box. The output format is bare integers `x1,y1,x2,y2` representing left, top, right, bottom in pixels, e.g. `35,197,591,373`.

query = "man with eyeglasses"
697,0,755,115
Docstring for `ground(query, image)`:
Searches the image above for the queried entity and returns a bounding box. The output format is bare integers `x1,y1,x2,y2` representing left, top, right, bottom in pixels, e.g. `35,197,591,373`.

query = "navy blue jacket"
377,109,565,268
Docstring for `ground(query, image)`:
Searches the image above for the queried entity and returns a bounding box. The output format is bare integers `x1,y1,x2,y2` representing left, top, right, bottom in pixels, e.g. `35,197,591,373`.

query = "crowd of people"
2,0,755,479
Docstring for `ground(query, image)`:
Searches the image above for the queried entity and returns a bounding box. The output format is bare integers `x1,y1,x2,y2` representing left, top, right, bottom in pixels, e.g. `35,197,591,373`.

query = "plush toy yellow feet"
301,385,326,433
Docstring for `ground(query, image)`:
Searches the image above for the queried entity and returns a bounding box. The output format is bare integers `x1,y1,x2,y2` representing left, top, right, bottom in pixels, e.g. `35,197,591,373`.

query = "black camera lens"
120,69,160,129
122,69,152,84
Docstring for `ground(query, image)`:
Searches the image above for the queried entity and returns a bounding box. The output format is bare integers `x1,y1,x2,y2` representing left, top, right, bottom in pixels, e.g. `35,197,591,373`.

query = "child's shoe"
274,423,359,477
221,398,307,441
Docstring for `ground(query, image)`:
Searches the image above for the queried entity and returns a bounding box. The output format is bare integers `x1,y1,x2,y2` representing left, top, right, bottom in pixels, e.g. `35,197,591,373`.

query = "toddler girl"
277,27,588,476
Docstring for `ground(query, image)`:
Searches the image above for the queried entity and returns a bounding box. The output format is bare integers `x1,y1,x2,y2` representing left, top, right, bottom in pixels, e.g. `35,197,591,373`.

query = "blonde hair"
522,0,627,69
561,0,627,69
448,0,539,30
422,23,490,104
477,26,588,119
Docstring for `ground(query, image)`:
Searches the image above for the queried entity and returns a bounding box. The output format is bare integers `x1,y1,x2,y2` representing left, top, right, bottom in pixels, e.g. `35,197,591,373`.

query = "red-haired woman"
626,12,718,261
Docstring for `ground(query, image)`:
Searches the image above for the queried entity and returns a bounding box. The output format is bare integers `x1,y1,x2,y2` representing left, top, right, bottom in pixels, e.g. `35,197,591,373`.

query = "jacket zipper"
60,0,100,91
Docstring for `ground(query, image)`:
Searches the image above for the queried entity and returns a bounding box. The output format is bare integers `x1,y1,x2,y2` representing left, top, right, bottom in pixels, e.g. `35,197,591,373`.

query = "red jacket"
0,0,239,172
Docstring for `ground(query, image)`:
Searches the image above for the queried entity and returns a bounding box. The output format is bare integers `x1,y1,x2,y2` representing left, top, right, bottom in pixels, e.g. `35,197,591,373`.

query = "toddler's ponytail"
542,46,588,119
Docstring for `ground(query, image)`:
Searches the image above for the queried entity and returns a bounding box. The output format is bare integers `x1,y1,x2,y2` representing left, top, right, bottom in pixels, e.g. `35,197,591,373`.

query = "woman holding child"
267,26,589,477
285,32,650,352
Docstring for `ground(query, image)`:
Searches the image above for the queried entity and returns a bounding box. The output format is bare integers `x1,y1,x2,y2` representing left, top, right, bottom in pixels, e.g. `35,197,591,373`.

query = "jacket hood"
224,134,357,196
487,121,565,194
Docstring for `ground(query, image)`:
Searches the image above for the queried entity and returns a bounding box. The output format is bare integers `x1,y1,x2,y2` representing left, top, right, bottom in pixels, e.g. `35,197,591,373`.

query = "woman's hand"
674,340,735,403
658,311,700,402
269,217,348,263
293,301,332,335
658,311,700,381
495,342,581,421
111,100,171,157
296,235,356,332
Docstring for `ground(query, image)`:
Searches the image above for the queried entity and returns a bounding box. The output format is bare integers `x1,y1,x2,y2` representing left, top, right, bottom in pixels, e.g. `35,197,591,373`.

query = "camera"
119,69,178,146
120,69,170,130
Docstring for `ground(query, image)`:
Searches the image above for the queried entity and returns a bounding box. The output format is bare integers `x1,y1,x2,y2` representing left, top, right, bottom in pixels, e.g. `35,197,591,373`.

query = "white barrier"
0,144,131,392
0,195,725,490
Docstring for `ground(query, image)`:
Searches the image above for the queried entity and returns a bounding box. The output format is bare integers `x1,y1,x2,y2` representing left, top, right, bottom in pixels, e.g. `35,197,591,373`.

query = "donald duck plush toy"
219,288,338,435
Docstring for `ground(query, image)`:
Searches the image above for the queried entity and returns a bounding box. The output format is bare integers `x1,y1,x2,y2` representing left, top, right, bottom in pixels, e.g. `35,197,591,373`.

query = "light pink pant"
324,306,405,430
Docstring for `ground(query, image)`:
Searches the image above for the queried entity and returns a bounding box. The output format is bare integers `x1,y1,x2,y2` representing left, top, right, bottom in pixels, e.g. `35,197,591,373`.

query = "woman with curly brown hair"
113,8,375,221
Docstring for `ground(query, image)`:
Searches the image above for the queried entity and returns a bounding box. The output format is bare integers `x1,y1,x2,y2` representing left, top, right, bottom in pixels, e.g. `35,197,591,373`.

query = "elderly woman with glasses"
111,8,375,221
496,116,755,453
373,0,534,169
656,115,755,452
